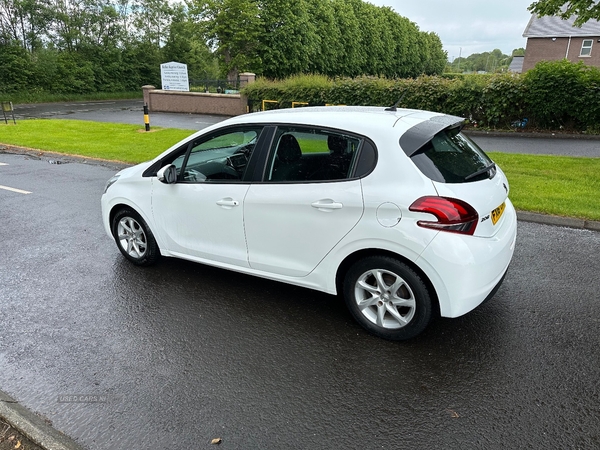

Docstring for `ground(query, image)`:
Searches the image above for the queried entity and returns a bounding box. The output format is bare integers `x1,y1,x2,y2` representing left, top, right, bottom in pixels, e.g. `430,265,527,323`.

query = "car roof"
221,106,450,136
153,106,465,167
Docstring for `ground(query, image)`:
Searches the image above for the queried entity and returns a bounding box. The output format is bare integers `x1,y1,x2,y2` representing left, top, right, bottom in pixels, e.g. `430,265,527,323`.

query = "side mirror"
157,164,177,184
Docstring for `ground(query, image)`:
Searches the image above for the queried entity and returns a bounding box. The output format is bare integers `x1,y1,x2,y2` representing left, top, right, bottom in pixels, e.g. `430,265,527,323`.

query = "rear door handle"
311,200,343,211
216,198,240,207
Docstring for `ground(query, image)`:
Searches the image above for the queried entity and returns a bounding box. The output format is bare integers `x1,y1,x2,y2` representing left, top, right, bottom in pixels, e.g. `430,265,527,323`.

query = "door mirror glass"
157,164,177,184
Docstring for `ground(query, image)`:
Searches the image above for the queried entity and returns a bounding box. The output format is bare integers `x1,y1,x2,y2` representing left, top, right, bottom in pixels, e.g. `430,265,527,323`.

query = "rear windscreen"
409,127,494,183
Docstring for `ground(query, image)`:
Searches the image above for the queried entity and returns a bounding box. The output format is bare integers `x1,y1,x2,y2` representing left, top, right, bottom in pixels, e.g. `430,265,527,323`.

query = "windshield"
409,128,494,183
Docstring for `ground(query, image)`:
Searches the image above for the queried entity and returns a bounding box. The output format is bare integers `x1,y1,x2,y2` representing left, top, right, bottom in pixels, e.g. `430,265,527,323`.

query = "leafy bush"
329,77,397,106
242,60,600,132
444,75,485,121
400,76,448,112
570,63,600,131
481,73,526,128
523,60,593,129
245,74,332,109
0,43,33,93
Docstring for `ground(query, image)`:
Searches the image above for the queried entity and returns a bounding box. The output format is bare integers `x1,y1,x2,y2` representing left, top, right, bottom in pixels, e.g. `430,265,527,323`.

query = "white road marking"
0,163,8,166
0,184,31,194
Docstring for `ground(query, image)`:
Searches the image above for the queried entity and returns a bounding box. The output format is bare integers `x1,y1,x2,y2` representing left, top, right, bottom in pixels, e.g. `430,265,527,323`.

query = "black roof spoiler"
399,115,465,157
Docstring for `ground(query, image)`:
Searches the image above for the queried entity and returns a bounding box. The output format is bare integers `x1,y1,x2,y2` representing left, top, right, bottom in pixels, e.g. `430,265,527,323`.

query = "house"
522,12,600,71
508,56,524,73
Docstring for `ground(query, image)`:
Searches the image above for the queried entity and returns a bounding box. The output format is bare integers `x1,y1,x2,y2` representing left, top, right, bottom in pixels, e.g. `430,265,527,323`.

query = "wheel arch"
335,248,441,318
108,203,157,244
109,203,161,265
109,203,138,235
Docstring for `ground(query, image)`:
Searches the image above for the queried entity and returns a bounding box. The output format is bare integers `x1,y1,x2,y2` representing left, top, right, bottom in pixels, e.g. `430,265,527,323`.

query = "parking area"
12,99,224,131
0,151,599,449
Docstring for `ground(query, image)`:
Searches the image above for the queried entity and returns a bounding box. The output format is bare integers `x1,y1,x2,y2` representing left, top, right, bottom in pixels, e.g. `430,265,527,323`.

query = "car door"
244,126,365,277
151,126,265,267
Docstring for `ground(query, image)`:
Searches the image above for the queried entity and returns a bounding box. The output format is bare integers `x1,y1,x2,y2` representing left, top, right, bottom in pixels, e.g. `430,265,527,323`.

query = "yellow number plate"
491,202,506,225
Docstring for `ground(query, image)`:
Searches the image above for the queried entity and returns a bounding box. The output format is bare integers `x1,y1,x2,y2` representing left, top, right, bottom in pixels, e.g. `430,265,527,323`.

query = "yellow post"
143,104,150,131
262,100,279,111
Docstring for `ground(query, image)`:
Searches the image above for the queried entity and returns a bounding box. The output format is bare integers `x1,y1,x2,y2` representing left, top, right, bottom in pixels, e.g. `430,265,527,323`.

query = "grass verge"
0,119,193,163
1,120,598,221
489,152,600,221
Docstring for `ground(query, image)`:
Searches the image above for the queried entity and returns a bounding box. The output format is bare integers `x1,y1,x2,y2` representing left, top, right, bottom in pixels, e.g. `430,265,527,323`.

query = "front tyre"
343,256,432,341
111,208,160,266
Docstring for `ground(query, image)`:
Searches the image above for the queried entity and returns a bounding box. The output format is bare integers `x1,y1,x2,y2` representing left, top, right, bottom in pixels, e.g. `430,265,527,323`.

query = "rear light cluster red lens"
409,196,479,235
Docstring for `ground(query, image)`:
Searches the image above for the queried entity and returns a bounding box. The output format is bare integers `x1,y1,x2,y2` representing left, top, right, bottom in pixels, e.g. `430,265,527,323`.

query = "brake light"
409,196,479,235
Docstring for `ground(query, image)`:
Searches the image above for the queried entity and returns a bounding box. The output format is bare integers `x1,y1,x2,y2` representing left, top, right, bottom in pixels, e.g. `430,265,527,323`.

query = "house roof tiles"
523,13,600,37
508,56,524,73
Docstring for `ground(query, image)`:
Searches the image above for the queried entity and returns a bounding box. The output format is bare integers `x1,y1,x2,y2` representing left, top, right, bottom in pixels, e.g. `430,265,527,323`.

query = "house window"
580,39,593,57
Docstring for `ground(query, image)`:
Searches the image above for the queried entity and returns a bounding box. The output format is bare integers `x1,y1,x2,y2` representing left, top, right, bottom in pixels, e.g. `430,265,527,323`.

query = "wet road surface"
12,99,223,131
467,133,600,158
11,99,600,157
0,151,599,449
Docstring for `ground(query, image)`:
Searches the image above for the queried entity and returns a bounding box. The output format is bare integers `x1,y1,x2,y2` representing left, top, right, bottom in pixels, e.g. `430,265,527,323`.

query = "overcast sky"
369,0,535,59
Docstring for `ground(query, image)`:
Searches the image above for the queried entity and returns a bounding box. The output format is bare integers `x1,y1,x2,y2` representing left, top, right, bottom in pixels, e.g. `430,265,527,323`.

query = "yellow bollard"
143,104,150,131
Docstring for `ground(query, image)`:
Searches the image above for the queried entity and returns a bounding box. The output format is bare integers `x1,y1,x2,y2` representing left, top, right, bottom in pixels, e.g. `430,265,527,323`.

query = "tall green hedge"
242,60,600,132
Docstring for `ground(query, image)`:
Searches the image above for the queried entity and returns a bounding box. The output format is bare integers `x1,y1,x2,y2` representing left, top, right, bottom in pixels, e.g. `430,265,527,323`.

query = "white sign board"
160,62,189,92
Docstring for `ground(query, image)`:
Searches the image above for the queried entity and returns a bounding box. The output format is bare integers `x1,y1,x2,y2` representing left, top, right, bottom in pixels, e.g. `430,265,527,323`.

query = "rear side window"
264,127,361,182
409,128,494,183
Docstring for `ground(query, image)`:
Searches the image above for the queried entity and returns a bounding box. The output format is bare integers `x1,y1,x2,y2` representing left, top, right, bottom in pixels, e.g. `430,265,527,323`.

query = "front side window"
265,127,361,182
580,39,593,57
172,127,262,182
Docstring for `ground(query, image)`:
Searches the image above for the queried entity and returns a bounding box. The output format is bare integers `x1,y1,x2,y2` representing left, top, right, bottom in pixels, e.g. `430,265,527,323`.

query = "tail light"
409,196,478,235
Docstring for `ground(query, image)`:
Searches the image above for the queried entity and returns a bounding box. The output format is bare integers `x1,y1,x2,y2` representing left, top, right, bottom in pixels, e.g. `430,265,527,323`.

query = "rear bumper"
416,199,517,318
480,265,509,307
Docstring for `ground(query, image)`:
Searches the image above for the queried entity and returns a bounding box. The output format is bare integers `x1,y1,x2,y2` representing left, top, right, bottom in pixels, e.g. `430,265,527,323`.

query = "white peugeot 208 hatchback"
101,106,517,340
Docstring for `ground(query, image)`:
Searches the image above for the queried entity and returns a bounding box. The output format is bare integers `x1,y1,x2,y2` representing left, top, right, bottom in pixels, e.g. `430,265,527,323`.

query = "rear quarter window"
409,128,494,183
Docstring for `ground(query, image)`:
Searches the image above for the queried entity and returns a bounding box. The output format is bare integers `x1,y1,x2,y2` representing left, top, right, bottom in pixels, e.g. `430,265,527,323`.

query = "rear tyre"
343,256,432,341
112,208,160,266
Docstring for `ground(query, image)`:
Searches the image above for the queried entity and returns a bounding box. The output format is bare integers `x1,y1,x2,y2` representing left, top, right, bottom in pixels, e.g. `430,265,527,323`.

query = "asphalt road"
0,151,599,449
466,132,600,157
11,99,223,131
11,99,600,157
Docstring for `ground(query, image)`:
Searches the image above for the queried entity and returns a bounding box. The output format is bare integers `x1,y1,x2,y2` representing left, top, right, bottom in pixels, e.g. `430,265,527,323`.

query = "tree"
1,0,450,95
130,0,176,48
421,32,447,75
330,0,362,77
348,0,390,77
446,49,512,74
257,0,318,79
528,0,600,26
305,0,342,76
188,0,262,80
0,40,32,91
163,6,219,80
381,7,418,78
0,0,52,52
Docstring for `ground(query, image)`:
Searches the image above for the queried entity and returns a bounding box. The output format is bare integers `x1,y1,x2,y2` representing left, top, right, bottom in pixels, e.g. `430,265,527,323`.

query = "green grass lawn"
1,119,599,221
490,152,600,221
0,119,193,163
